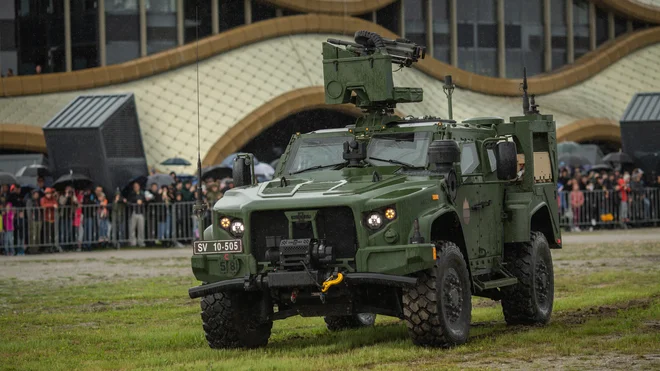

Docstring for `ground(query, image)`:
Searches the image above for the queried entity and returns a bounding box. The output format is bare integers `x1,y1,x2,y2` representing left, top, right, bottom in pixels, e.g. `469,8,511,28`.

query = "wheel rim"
356,313,376,325
535,257,551,313
443,268,463,326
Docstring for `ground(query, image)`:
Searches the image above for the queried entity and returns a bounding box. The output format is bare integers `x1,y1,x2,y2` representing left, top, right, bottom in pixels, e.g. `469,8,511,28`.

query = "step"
475,277,518,290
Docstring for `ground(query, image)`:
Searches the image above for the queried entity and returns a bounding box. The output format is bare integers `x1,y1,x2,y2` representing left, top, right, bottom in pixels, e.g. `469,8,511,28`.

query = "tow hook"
321,272,344,293
290,288,299,303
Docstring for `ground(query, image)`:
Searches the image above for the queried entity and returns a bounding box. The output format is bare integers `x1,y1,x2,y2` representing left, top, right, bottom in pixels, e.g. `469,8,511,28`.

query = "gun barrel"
327,38,364,48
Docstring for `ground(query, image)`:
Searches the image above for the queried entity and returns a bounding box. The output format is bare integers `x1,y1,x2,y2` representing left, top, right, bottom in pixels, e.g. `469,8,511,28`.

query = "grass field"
1,239,659,370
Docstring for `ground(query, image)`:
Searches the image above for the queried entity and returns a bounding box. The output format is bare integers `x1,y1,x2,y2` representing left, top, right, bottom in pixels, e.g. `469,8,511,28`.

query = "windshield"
285,136,348,174
367,132,432,167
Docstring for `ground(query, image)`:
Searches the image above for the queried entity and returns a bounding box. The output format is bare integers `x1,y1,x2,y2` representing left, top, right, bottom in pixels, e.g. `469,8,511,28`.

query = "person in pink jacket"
2,202,15,256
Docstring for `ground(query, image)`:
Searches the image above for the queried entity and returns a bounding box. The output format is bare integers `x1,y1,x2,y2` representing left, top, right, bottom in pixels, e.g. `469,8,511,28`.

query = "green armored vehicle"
189,31,561,349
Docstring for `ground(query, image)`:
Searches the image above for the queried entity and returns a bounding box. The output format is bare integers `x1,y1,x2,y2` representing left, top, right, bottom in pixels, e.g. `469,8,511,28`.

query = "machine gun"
323,31,426,121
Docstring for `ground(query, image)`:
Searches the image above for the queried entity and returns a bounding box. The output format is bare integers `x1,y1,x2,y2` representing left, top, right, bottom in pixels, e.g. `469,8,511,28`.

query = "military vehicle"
188,31,561,349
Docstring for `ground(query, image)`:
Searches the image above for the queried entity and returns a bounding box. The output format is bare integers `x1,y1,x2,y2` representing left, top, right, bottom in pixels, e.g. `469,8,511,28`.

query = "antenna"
521,67,531,115
442,75,455,120
192,2,206,239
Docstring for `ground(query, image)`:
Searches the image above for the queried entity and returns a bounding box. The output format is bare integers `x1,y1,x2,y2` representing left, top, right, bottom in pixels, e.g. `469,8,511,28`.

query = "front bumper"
188,271,419,299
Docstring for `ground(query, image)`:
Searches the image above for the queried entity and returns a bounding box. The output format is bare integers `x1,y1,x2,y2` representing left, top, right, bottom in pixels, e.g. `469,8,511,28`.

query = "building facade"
1,0,660,172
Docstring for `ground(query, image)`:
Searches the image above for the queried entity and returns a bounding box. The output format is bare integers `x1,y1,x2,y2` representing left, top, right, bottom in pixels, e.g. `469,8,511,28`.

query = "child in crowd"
2,202,15,256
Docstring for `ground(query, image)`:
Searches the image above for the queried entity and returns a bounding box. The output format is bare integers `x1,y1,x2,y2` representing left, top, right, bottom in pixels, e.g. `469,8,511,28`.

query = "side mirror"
495,142,517,180
233,153,255,187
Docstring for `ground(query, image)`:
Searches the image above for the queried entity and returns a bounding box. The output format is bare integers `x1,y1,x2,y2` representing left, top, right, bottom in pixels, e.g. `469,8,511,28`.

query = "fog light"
220,217,231,229
230,221,244,236
366,212,383,229
384,208,396,220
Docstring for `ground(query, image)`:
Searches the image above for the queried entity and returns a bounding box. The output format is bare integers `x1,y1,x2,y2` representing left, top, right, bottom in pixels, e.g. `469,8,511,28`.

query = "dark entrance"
239,109,357,164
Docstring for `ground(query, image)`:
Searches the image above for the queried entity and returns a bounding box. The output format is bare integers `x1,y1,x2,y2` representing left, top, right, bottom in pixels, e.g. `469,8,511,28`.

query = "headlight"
230,220,245,236
219,217,231,229
384,208,396,220
366,212,383,230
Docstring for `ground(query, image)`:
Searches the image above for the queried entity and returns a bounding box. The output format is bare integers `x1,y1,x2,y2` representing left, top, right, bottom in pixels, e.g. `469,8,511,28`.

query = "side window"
460,142,480,174
487,148,497,173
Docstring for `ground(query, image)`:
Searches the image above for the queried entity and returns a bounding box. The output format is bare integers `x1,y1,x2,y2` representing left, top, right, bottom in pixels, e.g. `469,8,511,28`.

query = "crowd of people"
0,172,234,256
558,167,660,231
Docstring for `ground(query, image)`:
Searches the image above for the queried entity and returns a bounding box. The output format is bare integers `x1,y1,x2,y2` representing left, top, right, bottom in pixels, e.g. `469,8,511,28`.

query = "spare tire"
354,30,386,48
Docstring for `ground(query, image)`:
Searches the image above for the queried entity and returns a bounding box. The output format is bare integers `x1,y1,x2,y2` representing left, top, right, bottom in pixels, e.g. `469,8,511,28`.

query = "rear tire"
324,313,376,331
201,292,272,349
501,231,554,325
403,241,472,347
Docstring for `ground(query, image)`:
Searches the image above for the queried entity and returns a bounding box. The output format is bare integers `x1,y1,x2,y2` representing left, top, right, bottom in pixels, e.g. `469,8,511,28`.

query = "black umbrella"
19,184,36,198
558,154,590,168
589,163,612,172
602,151,634,165
161,157,191,166
53,173,94,191
146,173,175,188
202,165,233,181
121,175,148,196
15,164,51,178
0,172,18,185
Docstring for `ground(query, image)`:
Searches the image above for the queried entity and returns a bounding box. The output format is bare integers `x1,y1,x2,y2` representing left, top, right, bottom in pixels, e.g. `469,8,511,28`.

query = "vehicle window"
460,142,480,174
367,132,432,167
285,136,348,174
487,148,497,173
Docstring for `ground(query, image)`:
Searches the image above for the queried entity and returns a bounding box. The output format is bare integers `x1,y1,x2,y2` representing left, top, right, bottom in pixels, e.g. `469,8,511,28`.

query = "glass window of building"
356,12,373,22
550,0,567,71
16,0,66,74
184,0,212,43
0,2,17,76
457,0,497,77
219,0,245,32
614,15,627,38
376,1,400,35
633,21,649,31
505,0,543,78
573,0,589,60
71,0,98,70
106,0,140,65
252,0,277,23
403,0,426,48
595,7,608,45
432,0,450,63
146,0,177,55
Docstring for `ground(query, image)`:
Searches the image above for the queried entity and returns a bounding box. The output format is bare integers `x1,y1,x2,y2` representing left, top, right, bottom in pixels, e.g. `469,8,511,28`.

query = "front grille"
249,207,357,263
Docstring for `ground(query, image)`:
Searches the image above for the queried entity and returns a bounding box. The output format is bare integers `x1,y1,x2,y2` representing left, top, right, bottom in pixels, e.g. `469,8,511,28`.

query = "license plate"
193,240,243,255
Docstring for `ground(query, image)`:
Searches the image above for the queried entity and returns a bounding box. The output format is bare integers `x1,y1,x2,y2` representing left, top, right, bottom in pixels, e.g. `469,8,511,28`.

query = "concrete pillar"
372,10,377,23
588,2,596,51
608,12,615,40
399,0,405,37
426,0,433,58
64,0,71,72
140,0,147,57
627,20,633,33
566,0,574,64
275,8,283,17
543,0,552,72
212,0,219,34
497,0,505,78
450,0,457,66
98,0,106,66
245,0,252,25
177,0,184,46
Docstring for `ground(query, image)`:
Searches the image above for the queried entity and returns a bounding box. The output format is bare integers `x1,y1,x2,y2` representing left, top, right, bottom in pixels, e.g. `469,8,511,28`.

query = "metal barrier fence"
0,201,204,254
557,188,660,229
2,189,660,254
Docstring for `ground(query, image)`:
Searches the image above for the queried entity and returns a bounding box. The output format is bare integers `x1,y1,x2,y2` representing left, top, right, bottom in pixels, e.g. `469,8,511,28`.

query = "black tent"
43,94,148,195
620,93,660,177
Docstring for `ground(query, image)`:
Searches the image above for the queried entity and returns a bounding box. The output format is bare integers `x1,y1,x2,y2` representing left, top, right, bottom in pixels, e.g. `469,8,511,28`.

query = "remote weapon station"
189,31,561,349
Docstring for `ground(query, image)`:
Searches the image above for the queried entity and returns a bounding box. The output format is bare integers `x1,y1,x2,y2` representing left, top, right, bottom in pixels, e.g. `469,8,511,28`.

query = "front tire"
200,292,272,349
324,313,376,331
501,231,554,325
403,241,472,347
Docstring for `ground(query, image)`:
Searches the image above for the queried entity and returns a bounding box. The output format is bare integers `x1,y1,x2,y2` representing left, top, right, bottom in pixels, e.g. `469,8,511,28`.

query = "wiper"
367,156,424,169
289,162,347,175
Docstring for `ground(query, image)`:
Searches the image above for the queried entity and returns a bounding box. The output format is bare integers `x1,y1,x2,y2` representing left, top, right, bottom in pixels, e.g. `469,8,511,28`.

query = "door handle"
471,200,491,210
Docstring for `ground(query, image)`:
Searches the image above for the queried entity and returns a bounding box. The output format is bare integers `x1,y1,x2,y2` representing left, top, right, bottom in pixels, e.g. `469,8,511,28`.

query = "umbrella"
160,157,191,166
121,175,148,195
15,164,51,178
558,153,590,168
146,173,174,188
202,165,232,181
589,163,612,172
557,141,581,155
19,184,37,198
220,153,260,169
254,162,275,179
53,173,94,191
602,151,634,165
0,172,18,185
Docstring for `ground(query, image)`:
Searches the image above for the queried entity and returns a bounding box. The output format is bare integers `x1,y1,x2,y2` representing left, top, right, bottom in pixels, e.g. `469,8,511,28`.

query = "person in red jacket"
40,188,59,251
616,175,631,228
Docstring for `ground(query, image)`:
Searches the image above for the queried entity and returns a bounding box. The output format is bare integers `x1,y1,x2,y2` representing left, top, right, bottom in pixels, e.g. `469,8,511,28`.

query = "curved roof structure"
1,29,658,173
